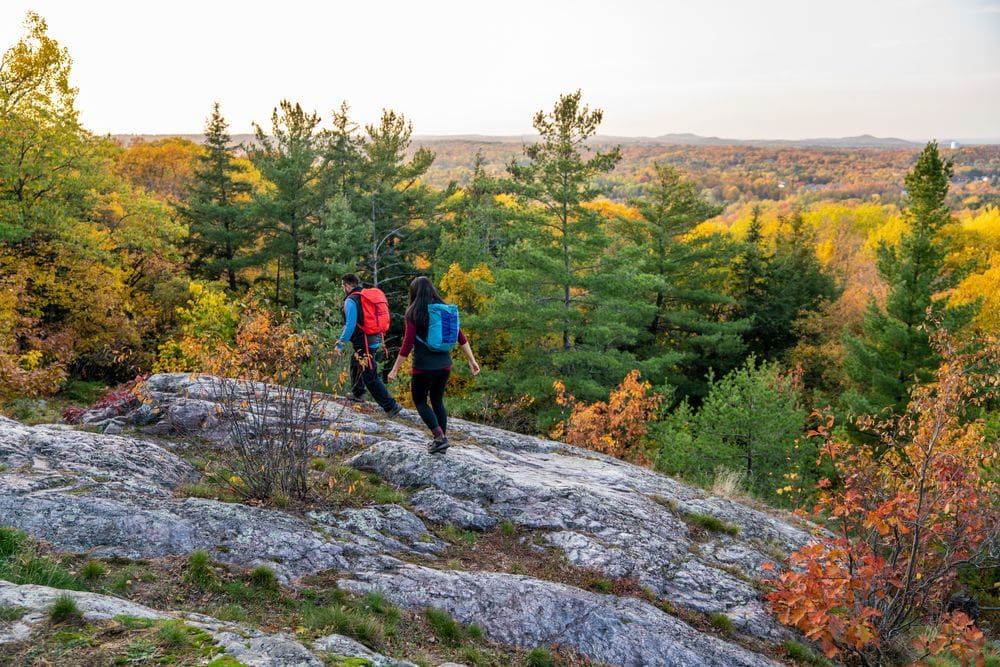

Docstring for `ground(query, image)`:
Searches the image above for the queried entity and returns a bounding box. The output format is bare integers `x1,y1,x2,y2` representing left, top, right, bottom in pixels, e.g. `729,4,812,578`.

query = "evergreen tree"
434,152,511,273
298,195,366,323
842,141,974,417
248,100,326,307
179,103,252,291
732,210,840,361
628,163,747,400
355,109,439,294
484,90,638,402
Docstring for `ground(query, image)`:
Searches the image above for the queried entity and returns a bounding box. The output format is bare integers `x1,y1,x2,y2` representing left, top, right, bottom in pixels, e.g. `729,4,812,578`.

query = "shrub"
552,370,662,462
767,334,1000,664
49,594,82,624
499,521,516,538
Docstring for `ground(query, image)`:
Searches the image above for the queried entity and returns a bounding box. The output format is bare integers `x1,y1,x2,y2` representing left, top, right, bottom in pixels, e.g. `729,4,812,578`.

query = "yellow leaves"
438,263,494,313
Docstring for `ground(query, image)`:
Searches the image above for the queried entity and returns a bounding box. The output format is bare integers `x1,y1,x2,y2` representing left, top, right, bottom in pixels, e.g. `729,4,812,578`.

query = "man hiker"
333,273,402,416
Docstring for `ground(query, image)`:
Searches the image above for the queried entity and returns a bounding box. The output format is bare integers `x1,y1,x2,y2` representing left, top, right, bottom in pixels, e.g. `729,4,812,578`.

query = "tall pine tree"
179,103,252,291
484,91,639,402
628,163,748,400
842,141,974,417
248,100,326,308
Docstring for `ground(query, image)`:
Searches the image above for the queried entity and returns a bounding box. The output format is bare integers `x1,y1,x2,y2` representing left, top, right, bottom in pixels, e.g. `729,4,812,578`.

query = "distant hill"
112,132,937,150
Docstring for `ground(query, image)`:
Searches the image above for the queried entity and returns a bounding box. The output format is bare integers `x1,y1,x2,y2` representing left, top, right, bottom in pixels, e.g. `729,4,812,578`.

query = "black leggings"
411,369,450,434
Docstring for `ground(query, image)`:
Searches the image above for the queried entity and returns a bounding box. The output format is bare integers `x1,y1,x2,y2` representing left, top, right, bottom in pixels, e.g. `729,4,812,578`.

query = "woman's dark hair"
405,276,445,330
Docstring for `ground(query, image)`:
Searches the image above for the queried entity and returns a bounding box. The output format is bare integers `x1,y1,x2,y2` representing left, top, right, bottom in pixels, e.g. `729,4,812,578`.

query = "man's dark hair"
341,273,360,288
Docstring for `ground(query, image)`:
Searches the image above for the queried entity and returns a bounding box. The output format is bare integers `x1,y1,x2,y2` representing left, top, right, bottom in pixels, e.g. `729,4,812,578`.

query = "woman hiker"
387,276,480,454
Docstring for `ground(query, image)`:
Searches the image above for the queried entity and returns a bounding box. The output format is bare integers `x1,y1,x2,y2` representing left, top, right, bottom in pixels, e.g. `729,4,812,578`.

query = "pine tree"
179,103,252,291
733,210,840,361
434,152,511,273
248,101,326,307
842,141,974,417
629,163,747,400
484,91,637,402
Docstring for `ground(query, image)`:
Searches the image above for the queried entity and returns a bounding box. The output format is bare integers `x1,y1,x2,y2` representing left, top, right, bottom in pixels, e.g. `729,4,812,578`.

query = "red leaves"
767,334,1000,664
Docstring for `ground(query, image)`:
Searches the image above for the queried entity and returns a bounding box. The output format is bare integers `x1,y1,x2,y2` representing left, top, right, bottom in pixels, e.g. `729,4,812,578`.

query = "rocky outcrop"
339,564,777,667
0,580,406,667
0,373,820,665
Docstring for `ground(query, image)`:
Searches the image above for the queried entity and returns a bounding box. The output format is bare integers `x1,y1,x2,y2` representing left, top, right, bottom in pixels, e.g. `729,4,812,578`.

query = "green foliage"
843,142,975,420
731,210,840,361
423,606,462,643
48,593,82,624
499,521,516,538
708,612,735,636
79,560,105,581
526,647,557,667
483,90,638,405
179,103,254,291
628,163,746,400
685,513,740,536
185,549,215,589
653,357,808,501
249,566,278,592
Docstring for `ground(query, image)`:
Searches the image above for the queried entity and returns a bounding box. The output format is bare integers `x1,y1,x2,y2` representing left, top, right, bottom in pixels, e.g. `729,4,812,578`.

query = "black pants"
350,348,397,412
411,369,450,434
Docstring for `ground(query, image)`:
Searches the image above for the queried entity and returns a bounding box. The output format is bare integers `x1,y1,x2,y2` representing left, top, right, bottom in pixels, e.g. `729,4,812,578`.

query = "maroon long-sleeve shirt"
397,318,467,374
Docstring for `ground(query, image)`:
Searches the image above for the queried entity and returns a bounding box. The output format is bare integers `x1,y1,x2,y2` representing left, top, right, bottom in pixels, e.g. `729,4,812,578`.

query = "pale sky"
2,0,998,140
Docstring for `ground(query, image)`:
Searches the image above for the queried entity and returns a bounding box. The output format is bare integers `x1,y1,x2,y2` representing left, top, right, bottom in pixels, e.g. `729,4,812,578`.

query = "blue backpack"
419,303,460,352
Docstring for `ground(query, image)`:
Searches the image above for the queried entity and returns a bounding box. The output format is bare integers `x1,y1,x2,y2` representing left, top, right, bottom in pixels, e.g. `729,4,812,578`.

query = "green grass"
210,603,249,623
186,549,215,589
0,553,83,590
249,566,279,592
588,577,613,593
424,607,462,644
499,521,516,537
59,380,108,405
0,527,26,559
526,647,556,667
80,560,106,581
685,512,740,536
709,612,735,636
157,619,190,649
302,603,386,646
783,639,835,666
0,604,26,622
439,523,478,546
48,593,82,624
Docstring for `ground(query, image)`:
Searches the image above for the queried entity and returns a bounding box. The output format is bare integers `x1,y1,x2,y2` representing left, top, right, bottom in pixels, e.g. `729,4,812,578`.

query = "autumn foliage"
552,370,662,462
767,332,1000,665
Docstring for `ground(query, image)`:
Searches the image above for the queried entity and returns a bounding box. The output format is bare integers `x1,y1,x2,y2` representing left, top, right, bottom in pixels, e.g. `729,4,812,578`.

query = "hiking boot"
385,404,402,418
428,436,449,454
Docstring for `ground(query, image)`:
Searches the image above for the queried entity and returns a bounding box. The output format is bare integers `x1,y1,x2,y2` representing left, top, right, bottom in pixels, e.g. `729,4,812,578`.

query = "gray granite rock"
409,488,498,531
0,580,324,666
339,564,779,667
313,633,418,666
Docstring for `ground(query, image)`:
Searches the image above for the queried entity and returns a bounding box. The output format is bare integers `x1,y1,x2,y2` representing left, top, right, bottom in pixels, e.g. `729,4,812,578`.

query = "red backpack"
355,288,390,335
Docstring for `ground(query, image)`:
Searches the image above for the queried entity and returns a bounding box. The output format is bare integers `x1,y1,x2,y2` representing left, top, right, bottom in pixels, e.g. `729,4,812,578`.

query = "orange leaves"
766,333,1000,664
551,370,662,462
